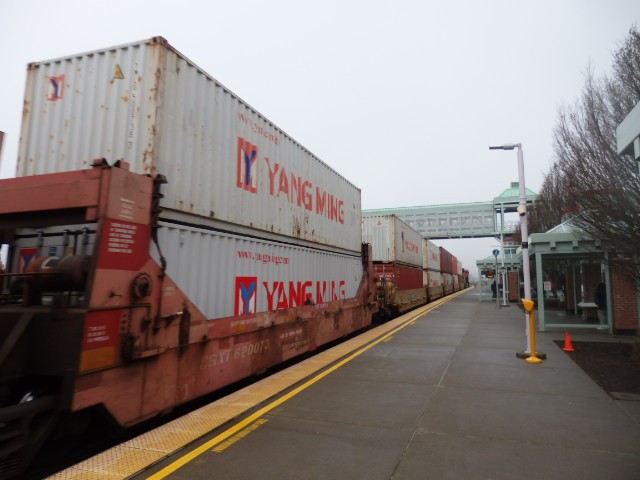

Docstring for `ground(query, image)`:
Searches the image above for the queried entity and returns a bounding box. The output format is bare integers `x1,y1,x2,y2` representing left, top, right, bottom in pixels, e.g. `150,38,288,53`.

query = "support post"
522,299,542,364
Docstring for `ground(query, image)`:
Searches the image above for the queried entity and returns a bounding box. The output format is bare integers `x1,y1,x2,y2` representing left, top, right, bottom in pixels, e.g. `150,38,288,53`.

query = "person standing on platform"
595,282,607,326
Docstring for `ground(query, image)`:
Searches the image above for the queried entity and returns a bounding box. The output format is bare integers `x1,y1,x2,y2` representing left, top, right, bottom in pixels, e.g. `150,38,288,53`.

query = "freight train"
0,37,468,478
362,214,469,320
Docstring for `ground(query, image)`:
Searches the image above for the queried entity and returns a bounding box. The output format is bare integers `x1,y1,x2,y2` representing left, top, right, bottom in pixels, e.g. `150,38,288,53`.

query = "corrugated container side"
17,37,361,253
422,239,440,271
426,269,444,301
450,255,458,276
443,272,454,294
456,260,463,276
362,215,422,267
12,225,97,264
439,247,452,274
154,222,363,319
427,270,443,288
374,263,423,290
362,215,392,262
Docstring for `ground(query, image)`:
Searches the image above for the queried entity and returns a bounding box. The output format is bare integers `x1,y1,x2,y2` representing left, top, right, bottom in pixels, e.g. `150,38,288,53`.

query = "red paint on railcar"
0,164,376,477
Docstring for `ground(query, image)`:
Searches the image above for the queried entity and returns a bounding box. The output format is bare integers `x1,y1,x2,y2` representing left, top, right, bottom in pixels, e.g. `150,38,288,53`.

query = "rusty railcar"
0,162,376,477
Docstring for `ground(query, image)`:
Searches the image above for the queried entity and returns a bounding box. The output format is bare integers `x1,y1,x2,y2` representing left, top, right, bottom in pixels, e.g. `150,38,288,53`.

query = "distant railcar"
362,215,427,319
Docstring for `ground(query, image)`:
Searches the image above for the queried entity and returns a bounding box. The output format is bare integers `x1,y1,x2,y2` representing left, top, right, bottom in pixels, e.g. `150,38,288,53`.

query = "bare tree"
528,163,570,234
534,26,640,279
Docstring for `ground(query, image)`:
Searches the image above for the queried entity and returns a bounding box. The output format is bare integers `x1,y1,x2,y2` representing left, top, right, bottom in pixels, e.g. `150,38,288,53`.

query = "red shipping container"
374,263,423,290
440,247,453,274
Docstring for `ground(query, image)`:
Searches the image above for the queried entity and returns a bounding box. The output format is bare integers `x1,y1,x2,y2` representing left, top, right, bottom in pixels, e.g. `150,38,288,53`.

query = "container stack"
440,246,454,295
422,239,443,301
362,214,426,316
16,36,366,319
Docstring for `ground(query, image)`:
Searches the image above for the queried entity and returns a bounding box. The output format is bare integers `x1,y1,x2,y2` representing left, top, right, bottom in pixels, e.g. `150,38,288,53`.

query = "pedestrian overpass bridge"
363,182,537,240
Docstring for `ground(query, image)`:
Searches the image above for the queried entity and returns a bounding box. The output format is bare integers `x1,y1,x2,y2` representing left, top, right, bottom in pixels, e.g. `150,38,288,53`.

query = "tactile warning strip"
48,292,464,479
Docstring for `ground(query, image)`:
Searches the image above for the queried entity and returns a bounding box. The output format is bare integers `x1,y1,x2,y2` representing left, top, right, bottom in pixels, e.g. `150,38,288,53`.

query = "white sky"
0,0,638,276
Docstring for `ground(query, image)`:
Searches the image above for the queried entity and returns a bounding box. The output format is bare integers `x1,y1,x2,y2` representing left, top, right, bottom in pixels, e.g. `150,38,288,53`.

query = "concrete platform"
137,289,640,480
54,288,640,479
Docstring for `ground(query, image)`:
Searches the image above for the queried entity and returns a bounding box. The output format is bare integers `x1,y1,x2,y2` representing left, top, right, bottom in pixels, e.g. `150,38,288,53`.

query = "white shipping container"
427,270,443,288
455,260,463,276
422,239,441,271
155,222,363,319
362,215,422,268
11,225,96,269
17,37,361,254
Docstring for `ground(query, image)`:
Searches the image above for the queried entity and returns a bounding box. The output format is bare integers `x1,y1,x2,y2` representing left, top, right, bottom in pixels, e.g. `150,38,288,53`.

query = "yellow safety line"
211,418,269,452
145,291,465,479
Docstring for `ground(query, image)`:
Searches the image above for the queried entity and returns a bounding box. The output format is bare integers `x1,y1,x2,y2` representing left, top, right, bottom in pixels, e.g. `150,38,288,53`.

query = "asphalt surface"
142,288,640,480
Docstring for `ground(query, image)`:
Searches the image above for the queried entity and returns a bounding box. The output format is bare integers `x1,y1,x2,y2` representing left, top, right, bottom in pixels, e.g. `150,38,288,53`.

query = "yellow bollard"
521,299,543,364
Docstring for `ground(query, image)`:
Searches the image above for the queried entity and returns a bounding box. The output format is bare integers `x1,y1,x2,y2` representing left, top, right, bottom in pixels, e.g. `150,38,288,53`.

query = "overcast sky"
1,0,638,275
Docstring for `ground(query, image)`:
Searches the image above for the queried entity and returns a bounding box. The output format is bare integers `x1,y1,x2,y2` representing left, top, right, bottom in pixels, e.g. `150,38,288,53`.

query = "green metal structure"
364,182,537,239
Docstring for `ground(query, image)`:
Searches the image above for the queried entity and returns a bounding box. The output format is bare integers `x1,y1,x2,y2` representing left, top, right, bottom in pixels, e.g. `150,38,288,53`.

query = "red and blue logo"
237,138,258,193
48,75,64,101
18,248,38,272
235,276,257,315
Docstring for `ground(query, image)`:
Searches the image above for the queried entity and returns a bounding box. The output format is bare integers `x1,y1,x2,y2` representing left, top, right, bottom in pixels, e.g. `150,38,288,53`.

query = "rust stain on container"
292,217,301,238
22,100,30,122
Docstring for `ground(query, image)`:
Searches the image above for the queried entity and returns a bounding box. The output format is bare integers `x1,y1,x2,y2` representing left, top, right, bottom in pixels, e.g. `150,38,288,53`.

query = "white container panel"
443,273,453,286
394,217,423,267
17,37,361,253
427,270,443,288
155,223,363,319
422,239,441,271
362,215,422,267
11,225,97,268
362,216,393,262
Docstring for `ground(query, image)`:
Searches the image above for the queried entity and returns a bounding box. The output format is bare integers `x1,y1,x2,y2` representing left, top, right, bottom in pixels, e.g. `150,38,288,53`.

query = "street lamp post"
493,249,500,308
489,143,533,356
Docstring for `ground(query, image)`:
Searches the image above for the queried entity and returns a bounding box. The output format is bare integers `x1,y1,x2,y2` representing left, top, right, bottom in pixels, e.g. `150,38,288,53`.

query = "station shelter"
476,250,521,304
528,222,639,334
526,97,640,334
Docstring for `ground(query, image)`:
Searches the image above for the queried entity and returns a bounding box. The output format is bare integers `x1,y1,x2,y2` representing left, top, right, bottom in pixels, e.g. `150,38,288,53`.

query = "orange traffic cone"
562,331,575,352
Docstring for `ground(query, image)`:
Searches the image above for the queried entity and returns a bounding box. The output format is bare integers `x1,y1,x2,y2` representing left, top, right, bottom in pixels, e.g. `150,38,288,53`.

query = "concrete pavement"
143,288,640,480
